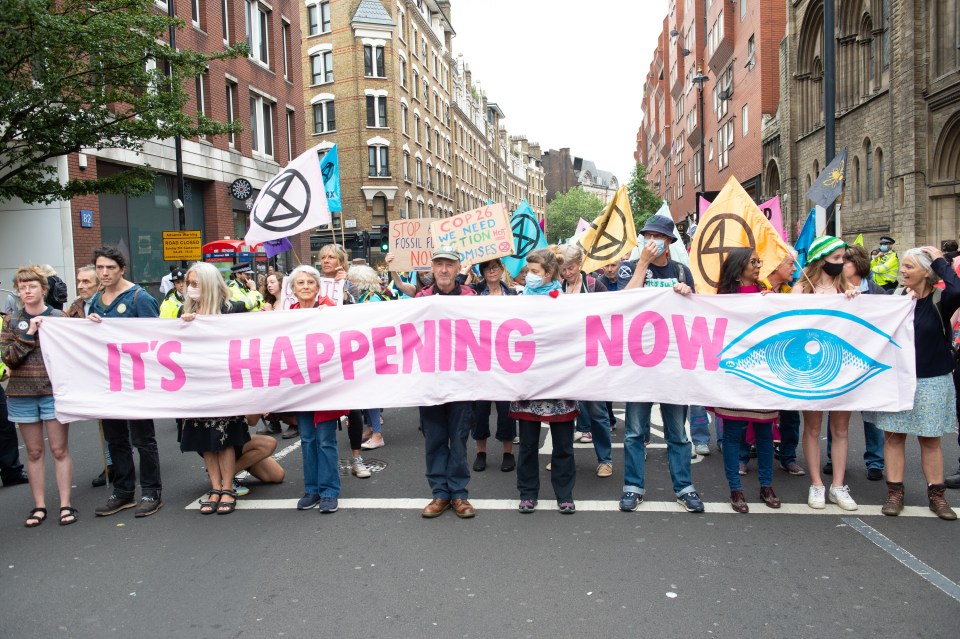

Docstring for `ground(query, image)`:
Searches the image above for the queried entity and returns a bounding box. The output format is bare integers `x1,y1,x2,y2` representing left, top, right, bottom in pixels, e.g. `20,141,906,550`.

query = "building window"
416,159,423,186
875,148,884,198
718,120,733,169
364,44,386,78
418,201,424,217
245,0,269,66
740,0,746,21
249,93,274,157
282,21,291,80
366,95,387,128
221,0,229,43
403,151,410,181
226,82,237,148
368,145,390,177
311,51,333,85
423,81,429,109
405,196,412,218
307,1,331,36
413,69,419,100
398,10,406,41
746,35,755,69
312,100,335,134
865,140,874,200
400,57,407,88
413,114,420,142
286,108,295,161
425,123,431,150
853,157,861,203
741,104,748,136
195,73,206,118
401,103,408,134
191,0,202,27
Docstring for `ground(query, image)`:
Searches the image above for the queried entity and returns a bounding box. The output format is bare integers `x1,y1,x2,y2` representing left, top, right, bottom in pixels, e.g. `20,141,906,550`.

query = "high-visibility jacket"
158,291,184,318
227,279,264,311
870,251,900,286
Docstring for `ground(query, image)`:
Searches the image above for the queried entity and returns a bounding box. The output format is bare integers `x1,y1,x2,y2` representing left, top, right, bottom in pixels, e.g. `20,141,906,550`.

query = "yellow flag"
689,176,792,294
854,233,864,247
578,186,637,273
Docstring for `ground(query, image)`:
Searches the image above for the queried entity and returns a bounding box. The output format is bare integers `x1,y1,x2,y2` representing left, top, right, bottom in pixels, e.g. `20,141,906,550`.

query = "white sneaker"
808,485,826,509
829,485,858,511
694,443,710,456
351,456,371,478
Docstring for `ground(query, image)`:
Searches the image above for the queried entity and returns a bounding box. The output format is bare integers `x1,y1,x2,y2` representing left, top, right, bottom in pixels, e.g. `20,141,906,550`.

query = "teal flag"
319,144,342,213
794,208,817,278
502,201,547,277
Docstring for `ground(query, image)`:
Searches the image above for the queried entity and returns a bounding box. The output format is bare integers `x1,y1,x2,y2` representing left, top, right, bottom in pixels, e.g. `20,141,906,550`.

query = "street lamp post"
691,67,709,210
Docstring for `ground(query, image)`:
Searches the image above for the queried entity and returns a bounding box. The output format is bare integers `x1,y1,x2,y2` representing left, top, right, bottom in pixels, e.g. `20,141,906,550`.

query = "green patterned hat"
807,235,847,263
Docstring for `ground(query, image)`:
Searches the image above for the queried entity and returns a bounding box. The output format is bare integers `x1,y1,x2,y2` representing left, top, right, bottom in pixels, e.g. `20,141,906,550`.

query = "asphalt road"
1,406,957,638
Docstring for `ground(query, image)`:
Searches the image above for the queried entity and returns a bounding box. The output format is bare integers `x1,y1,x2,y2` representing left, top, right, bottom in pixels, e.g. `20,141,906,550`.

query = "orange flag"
689,176,792,294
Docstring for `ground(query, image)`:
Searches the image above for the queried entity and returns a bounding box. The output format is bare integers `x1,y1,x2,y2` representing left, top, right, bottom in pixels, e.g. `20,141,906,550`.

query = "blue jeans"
297,413,340,497
472,401,516,442
689,405,714,446
826,415,884,470
577,401,612,464
623,402,695,497
722,419,774,491
365,408,382,435
778,410,801,466
419,402,473,499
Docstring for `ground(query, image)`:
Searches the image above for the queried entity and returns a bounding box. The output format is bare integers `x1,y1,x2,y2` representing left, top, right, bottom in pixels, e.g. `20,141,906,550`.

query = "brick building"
0,0,310,295
303,0,545,265
542,148,619,205
635,0,785,222
764,0,960,248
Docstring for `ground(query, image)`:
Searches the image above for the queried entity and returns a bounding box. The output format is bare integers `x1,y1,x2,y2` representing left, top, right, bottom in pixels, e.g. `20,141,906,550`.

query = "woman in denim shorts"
0,266,73,527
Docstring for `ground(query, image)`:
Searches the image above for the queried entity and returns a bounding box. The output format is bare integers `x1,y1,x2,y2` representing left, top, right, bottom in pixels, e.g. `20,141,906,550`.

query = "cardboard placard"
388,218,437,272
429,203,513,266
280,276,346,308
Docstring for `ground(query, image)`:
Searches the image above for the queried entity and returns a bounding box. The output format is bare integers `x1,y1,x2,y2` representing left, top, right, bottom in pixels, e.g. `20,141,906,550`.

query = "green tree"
626,162,664,231
0,0,246,204
545,187,605,243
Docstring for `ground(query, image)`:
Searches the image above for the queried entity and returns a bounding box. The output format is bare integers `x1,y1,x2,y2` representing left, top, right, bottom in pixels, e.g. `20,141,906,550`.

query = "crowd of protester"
1,223,958,526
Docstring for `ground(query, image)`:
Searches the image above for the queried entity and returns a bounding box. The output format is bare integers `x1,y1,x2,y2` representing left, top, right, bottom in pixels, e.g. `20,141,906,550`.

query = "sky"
452,0,670,185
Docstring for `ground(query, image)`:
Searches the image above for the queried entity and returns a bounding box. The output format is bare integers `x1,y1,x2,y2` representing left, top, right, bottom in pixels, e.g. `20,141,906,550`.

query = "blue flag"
319,144,342,213
502,201,548,277
794,208,817,278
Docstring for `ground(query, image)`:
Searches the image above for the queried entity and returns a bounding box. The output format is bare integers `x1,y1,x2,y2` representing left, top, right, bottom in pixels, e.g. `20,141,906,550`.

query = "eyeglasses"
749,259,762,267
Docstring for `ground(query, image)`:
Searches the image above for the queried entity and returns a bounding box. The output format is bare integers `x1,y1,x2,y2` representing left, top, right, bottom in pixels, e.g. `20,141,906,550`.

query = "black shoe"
473,453,487,472
2,471,29,487
95,494,136,517
91,466,113,487
257,419,283,435
944,470,960,489
281,426,299,439
867,467,884,481
822,462,833,476
500,453,516,472
748,445,757,459
134,496,163,518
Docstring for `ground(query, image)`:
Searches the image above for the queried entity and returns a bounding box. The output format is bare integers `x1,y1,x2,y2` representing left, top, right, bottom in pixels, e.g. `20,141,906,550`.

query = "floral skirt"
180,415,250,453
870,374,958,437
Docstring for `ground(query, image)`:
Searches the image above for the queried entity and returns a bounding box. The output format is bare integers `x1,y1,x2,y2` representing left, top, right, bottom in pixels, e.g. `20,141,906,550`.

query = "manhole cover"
338,458,388,476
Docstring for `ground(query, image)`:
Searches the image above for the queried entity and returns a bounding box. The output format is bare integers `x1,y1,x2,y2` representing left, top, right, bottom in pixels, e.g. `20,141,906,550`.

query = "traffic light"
379,224,390,252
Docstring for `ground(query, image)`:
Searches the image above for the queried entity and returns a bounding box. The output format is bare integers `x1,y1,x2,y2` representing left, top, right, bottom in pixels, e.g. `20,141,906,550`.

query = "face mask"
652,239,666,256
879,244,889,252
524,273,544,289
420,274,434,287
822,261,844,277
186,287,201,300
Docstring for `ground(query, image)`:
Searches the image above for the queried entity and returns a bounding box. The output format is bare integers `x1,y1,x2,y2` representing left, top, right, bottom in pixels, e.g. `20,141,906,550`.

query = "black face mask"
822,261,844,277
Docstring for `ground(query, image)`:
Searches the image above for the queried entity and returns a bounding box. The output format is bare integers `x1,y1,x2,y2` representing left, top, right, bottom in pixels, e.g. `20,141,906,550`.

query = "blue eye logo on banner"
718,310,899,400
320,144,342,213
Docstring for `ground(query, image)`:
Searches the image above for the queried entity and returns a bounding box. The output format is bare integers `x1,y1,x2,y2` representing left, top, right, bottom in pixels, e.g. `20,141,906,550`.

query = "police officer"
870,235,899,292
158,268,186,318
227,263,264,311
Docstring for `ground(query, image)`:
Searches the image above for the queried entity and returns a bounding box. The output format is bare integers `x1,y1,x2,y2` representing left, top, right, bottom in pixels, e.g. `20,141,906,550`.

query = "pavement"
1,405,957,638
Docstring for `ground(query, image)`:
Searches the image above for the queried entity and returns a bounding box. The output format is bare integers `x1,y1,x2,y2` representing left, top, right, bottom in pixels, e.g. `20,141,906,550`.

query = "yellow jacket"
227,279,264,311
159,291,184,318
870,251,899,286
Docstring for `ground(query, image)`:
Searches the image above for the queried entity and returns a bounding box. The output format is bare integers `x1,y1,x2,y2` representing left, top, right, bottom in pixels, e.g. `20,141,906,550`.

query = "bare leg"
19,423,45,510
802,411,824,487
218,448,237,507
476,438,487,454
883,432,907,482
918,436,944,484
827,411,851,487
203,452,223,495
44,420,73,510
502,440,513,455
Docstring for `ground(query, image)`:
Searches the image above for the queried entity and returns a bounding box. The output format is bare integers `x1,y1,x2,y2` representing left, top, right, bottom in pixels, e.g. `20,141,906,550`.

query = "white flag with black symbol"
244,145,332,245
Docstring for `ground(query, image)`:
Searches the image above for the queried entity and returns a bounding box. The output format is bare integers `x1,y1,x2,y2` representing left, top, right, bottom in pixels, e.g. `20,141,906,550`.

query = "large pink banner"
39,290,916,422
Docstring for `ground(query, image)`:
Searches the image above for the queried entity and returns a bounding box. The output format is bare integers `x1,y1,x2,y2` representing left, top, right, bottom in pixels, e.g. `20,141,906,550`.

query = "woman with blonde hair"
792,236,860,511
178,262,249,515
1,266,73,526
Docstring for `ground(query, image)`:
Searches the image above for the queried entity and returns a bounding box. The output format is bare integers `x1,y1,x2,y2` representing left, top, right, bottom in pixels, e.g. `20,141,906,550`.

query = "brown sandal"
25,507,47,528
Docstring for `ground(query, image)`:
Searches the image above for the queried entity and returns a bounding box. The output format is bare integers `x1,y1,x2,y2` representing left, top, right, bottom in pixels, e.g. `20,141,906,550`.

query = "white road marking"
184,497,939,517
843,517,960,601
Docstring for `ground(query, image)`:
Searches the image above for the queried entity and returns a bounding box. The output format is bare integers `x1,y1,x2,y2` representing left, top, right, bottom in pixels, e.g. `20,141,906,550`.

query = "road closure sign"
162,230,202,262
429,203,513,266
388,218,437,272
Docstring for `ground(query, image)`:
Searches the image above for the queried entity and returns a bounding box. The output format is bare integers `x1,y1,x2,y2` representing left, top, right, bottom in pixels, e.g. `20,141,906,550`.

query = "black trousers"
516,420,575,503
0,387,25,481
102,419,161,499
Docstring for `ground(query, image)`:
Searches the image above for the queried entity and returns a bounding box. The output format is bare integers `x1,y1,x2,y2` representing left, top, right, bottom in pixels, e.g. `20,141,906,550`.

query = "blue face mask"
879,244,889,252
524,273,543,289
653,239,666,256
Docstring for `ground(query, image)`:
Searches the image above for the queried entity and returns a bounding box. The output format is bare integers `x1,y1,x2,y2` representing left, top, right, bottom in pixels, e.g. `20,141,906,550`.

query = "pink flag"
758,196,786,241
575,218,590,234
